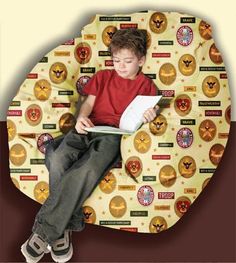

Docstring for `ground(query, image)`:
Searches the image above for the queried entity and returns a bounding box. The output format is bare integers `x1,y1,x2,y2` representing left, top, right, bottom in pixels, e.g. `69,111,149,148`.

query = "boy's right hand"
75,116,94,134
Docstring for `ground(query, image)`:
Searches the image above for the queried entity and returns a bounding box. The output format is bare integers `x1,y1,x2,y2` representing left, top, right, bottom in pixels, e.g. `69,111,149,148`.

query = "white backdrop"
0,0,235,120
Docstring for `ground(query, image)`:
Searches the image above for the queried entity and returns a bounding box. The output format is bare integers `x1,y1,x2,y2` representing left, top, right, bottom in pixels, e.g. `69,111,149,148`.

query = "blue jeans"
32,129,122,245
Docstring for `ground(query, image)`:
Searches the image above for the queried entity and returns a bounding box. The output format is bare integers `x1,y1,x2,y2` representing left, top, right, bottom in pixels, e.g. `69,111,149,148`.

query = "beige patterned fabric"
7,11,231,233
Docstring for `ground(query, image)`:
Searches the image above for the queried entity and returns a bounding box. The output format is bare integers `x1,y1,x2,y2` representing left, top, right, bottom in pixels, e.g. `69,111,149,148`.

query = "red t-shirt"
83,69,157,127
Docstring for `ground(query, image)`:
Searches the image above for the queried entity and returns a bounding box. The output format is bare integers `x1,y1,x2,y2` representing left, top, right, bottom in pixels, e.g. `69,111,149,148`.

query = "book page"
119,95,162,132
84,126,132,134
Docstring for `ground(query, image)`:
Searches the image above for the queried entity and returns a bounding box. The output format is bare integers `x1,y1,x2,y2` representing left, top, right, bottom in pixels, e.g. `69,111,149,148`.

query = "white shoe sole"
51,245,73,263
21,240,49,263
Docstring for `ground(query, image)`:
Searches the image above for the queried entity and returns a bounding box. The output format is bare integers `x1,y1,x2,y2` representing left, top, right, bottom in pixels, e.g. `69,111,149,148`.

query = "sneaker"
51,230,73,263
21,233,50,263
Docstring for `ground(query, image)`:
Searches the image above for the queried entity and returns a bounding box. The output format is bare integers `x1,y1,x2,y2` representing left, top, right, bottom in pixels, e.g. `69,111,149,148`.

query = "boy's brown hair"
108,28,147,59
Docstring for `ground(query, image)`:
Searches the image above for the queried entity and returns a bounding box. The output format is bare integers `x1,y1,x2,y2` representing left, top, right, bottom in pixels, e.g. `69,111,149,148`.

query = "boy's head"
108,28,147,80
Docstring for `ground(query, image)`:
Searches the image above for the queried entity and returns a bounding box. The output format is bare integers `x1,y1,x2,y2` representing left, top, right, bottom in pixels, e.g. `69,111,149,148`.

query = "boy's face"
112,49,145,80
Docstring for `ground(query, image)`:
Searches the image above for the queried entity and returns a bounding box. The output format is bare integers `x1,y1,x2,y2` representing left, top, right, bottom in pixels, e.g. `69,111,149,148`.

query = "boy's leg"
32,133,121,244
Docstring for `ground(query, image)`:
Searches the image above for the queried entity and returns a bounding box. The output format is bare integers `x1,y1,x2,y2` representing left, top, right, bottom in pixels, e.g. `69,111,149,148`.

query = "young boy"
21,28,158,263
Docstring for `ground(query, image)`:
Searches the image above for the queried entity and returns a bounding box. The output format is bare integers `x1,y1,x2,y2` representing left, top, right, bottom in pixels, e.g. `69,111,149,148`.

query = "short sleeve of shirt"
83,71,103,96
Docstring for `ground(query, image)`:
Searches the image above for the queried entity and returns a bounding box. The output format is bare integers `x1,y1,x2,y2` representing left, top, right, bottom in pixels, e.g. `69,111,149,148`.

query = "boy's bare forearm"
77,101,93,119
77,95,96,119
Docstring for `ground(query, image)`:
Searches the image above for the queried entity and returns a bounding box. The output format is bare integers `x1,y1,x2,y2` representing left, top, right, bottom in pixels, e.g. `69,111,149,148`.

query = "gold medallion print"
209,44,223,64
159,63,176,85
149,216,168,233
10,144,27,166
149,12,167,34
134,131,151,153
34,181,49,204
209,144,225,166
178,156,196,178
34,79,52,101
99,171,116,194
83,206,96,224
178,54,196,76
199,20,212,40
202,178,211,190
199,119,217,142
102,26,117,47
109,196,127,218
202,75,220,98
59,113,76,134
159,165,177,187
149,114,168,136
49,62,68,84
7,119,17,141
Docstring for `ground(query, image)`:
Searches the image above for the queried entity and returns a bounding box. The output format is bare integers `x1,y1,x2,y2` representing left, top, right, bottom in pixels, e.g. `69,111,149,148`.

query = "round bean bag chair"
7,10,231,233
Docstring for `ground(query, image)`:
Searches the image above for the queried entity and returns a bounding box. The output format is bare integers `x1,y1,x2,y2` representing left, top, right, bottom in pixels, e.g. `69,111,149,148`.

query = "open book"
85,95,162,134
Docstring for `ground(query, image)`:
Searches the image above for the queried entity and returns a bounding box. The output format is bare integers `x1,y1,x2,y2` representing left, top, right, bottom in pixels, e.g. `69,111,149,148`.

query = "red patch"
176,98,191,112
27,108,41,122
76,46,90,60
176,200,191,214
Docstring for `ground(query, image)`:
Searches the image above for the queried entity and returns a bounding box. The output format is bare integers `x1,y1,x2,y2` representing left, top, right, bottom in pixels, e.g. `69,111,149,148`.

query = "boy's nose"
119,62,125,68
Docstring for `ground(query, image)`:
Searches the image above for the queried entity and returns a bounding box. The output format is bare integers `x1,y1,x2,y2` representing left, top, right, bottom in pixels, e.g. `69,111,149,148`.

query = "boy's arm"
75,95,96,134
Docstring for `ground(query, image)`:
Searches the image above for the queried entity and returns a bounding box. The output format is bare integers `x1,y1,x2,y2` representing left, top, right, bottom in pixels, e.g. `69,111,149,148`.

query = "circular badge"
7,119,17,141
102,26,117,47
9,144,27,166
199,119,217,142
202,75,220,98
149,114,168,136
134,131,151,154
74,42,92,64
209,144,225,166
149,12,168,34
199,20,212,40
34,79,52,101
178,54,196,76
37,133,54,154
25,104,43,126
109,196,127,218
99,171,116,194
174,196,192,217
174,94,192,116
146,31,152,49
59,113,76,134
159,63,177,85
178,156,196,178
76,76,91,96
225,105,231,124
83,206,96,224
149,216,168,233
176,128,193,148
49,62,68,84
209,43,223,64
137,185,154,206
125,156,143,179
202,178,211,190
159,165,177,187
176,26,193,46
34,181,49,204
11,177,20,190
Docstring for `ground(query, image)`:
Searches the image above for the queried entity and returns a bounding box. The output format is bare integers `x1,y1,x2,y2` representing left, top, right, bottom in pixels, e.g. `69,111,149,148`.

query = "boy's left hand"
142,105,159,123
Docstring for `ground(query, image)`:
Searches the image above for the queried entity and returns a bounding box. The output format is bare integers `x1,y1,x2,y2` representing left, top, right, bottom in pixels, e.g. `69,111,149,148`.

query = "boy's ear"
138,56,146,67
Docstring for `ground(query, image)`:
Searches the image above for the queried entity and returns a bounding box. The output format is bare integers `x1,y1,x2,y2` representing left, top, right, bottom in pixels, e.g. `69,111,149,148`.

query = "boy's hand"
75,116,94,134
142,105,159,124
